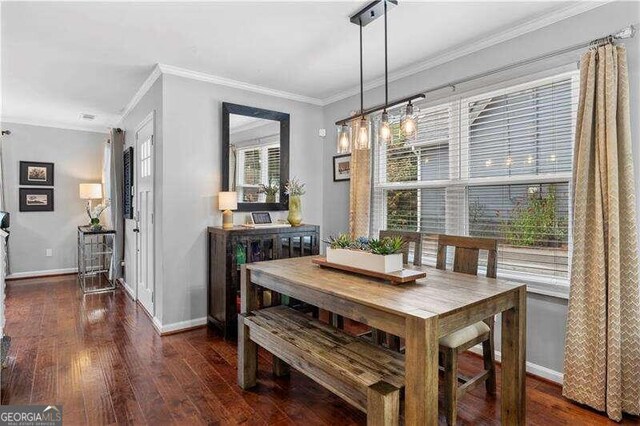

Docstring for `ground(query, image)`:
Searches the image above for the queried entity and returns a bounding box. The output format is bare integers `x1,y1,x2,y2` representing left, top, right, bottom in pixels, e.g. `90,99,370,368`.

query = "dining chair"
436,234,498,426
372,230,423,350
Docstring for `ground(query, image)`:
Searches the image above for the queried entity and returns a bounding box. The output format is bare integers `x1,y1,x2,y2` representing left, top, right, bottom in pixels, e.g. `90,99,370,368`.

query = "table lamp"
79,183,103,210
219,191,237,229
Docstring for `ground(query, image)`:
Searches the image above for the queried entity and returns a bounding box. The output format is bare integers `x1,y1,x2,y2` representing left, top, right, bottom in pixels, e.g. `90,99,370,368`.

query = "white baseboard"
468,345,564,385
119,279,136,300
152,317,207,335
7,267,77,280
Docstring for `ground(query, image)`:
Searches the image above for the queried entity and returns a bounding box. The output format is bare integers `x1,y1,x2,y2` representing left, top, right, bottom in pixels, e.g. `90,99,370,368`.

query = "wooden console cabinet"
207,224,320,339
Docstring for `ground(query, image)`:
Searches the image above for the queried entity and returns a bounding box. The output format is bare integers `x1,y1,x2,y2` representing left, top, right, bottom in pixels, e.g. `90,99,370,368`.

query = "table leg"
404,313,439,426
501,287,526,424
238,266,259,389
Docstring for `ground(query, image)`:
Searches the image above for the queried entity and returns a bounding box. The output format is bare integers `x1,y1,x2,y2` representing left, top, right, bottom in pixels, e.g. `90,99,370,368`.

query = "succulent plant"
325,234,405,255
367,236,405,255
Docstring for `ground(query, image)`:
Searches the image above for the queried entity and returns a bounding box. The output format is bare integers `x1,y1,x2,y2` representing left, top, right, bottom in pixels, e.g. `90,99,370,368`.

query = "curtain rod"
334,24,636,126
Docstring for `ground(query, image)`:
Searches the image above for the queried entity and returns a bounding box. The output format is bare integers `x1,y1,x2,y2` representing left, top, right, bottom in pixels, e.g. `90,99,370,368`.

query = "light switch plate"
45,248,53,257
318,128,326,137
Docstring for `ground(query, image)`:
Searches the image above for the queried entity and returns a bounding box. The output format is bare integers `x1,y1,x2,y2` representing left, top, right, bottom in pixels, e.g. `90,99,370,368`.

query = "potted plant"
258,181,279,203
325,233,405,273
285,178,305,226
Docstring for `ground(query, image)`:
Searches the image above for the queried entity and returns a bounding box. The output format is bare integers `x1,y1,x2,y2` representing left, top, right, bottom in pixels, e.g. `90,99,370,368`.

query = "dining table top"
245,255,525,320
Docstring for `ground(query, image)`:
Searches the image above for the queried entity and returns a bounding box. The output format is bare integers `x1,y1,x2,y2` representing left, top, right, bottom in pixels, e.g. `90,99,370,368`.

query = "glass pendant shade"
401,102,418,138
356,117,370,149
379,110,392,143
337,124,351,154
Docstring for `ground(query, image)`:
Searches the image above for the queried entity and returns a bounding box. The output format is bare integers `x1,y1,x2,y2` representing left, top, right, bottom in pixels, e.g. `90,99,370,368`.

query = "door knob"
133,228,140,233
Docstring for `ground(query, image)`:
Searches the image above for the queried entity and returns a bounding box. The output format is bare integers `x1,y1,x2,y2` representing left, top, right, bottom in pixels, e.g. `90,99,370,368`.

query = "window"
236,143,280,202
372,71,578,288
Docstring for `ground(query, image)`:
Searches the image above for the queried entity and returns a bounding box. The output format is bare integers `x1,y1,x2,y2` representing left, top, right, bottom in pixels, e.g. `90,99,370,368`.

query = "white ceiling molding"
1,116,109,134
118,0,610,119
158,64,325,106
119,62,324,125
320,0,612,106
119,64,163,122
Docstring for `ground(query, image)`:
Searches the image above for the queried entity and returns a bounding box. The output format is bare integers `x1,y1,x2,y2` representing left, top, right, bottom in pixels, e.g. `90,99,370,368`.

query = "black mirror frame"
222,102,290,212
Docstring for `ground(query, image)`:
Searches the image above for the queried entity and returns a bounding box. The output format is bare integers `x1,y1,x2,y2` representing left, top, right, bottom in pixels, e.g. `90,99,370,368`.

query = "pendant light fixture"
334,1,424,151
337,123,350,154
401,100,417,138
355,18,370,150
379,0,392,143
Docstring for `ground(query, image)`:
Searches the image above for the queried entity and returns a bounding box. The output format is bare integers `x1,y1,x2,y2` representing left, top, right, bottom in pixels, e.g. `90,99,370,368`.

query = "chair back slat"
379,230,422,266
436,234,497,279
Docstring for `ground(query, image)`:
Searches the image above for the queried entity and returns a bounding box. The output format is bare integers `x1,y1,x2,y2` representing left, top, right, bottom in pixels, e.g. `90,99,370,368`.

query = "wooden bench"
239,305,405,425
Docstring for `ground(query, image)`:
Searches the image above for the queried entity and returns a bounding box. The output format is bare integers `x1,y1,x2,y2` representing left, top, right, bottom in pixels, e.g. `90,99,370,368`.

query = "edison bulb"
402,102,417,138
337,124,350,154
402,116,417,137
357,118,369,149
380,110,391,142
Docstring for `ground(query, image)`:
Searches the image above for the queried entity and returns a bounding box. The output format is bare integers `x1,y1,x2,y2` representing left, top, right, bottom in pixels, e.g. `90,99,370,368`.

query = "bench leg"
272,355,290,377
238,314,257,389
367,381,400,426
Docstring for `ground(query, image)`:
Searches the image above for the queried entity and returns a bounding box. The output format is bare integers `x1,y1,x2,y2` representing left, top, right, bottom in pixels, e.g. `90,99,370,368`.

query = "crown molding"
321,0,612,106
119,64,163,121
158,64,325,106
1,116,110,134
119,63,324,124
120,0,610,116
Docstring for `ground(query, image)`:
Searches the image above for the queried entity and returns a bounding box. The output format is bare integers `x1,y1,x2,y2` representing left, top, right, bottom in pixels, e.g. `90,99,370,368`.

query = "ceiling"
1,1,603,131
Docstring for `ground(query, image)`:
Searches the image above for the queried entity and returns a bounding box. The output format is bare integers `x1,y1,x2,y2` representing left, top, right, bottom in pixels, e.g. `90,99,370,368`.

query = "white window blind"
371,71,579,287
236,141,280,203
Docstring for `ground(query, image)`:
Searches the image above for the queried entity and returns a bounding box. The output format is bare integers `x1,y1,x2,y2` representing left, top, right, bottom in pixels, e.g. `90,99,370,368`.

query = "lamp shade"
79,183,103,200
218,191,238,211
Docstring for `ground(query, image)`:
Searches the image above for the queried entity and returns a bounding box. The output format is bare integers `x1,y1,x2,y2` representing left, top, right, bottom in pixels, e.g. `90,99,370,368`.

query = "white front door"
135,115,154,314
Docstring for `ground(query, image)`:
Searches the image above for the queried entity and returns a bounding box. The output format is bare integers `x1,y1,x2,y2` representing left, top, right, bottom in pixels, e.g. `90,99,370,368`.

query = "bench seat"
242,305,405,424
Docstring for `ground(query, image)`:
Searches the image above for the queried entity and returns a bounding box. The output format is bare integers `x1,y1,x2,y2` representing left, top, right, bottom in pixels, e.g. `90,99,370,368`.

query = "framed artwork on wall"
333,154,351,182
19,188,54,212
19,161,54,186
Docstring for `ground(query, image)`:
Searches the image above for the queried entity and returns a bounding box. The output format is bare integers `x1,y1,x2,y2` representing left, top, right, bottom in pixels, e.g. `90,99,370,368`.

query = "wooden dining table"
239,256,526,425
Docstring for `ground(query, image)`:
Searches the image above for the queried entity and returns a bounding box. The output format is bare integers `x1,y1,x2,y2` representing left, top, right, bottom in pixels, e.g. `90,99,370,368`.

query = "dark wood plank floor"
2,275,638,425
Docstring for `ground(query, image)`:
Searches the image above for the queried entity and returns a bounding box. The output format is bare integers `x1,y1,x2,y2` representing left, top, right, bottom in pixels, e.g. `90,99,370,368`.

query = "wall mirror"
222,102,290,211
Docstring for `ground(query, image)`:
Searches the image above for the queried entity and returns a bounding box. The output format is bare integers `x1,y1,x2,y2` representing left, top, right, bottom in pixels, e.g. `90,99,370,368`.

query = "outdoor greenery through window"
371,71,578,287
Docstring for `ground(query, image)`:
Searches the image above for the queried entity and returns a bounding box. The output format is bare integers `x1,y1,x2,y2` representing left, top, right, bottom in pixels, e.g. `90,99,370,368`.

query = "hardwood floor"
2,275,638,425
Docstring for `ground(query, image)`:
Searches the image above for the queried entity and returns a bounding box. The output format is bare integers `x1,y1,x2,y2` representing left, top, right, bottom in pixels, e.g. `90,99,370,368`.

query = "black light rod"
335,93,425,126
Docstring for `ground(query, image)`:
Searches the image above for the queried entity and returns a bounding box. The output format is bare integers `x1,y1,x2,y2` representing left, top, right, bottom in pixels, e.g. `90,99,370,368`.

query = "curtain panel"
349,118,371,238
104,128,125,280
563,44,640,421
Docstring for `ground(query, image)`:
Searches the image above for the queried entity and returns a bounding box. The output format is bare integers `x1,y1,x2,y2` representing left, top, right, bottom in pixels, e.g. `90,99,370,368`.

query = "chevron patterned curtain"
563,44,640,421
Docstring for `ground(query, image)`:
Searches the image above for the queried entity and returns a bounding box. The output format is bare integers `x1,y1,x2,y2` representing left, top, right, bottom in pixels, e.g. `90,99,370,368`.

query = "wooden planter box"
326,248,403,273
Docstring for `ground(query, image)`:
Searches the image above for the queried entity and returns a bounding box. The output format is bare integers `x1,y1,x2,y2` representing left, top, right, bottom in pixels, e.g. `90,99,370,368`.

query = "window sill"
498,272,570,300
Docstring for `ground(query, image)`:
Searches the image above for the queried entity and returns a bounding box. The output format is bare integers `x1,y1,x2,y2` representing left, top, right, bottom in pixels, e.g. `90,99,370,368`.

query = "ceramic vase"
287,195,302,226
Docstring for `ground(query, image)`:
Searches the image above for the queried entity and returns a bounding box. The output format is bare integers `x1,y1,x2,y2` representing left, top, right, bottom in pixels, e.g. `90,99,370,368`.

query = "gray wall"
120,76,164,321
322,0,640,376
129,74,324,327
2,122,105,274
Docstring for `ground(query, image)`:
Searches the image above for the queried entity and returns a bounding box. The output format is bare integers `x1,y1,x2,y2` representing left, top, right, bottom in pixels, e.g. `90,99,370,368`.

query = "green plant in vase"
285,177,305,226
258,181,279,203
86,199,111,231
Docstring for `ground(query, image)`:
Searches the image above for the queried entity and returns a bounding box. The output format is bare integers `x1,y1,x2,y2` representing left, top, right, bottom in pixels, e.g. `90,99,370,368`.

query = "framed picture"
333,154,351,182
19,188,54,212
20,161,54,186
